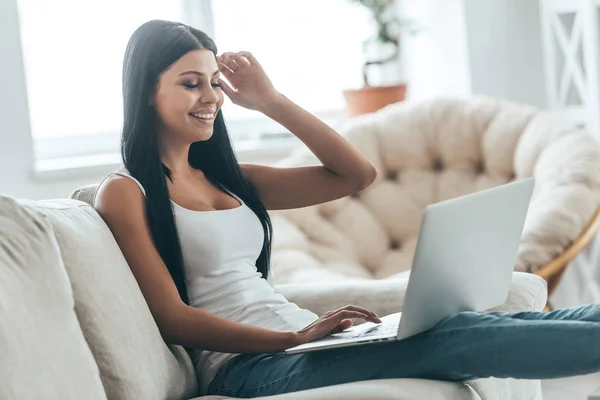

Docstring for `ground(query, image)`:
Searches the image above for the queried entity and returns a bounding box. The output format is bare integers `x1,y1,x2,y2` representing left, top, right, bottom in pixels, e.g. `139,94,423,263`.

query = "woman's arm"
218,51,377,210
238,94,378,210
94,176,298,353
261,93,376,186
161,302,297,353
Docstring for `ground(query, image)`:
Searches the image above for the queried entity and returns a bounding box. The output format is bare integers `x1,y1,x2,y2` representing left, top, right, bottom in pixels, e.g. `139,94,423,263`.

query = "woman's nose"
201,86,219,104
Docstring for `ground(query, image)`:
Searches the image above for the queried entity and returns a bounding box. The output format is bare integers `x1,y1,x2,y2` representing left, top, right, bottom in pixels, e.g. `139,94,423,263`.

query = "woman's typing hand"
293,305,382,345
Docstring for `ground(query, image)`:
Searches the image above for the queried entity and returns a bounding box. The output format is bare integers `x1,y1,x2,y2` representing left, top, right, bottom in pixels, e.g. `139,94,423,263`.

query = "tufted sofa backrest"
268,97,600,284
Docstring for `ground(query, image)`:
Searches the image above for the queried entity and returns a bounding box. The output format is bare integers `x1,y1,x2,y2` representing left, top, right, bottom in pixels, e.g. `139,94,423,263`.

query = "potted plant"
344,0,418,116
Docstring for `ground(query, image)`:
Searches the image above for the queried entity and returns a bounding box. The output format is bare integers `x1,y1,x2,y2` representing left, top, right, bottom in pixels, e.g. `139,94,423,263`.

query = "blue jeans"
206,304,600,398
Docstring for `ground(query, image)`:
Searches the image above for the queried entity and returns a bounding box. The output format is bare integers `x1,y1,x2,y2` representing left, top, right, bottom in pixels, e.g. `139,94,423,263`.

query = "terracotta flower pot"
343,83,407,117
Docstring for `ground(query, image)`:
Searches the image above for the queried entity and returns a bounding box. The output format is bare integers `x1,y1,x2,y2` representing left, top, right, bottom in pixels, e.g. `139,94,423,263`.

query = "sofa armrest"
276,272,548,317
488,272,548,312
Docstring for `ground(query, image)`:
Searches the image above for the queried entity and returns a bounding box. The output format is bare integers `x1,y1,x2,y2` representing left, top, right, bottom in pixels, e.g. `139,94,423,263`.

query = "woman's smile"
189,112,215,125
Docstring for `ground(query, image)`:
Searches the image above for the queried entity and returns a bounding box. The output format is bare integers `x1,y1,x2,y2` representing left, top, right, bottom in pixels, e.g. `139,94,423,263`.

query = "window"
17,0,371,164
17,0,186,161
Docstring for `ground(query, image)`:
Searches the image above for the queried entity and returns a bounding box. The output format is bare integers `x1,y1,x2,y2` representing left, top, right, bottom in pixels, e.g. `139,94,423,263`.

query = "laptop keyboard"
353,322,398,338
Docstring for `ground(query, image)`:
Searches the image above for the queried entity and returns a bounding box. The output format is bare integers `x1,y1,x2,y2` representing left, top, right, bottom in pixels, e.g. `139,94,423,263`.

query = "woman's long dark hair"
121,20,272,304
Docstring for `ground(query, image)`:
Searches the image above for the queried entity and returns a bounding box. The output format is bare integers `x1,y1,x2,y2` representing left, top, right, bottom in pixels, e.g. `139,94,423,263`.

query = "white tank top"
108,168,318,395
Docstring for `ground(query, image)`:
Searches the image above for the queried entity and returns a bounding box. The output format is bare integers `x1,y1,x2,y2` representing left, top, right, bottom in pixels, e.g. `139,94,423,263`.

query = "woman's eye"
183,82,221,89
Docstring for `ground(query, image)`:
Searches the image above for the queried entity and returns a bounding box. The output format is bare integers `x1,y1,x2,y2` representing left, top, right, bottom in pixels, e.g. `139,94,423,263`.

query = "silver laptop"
285,177,535,354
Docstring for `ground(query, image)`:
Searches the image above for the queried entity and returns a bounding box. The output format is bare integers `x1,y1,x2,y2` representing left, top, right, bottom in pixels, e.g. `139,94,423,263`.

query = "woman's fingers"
222,57,240,72
217,78,236,99
219,52,237,62
237,51,258,65
219,51,257,70
297,311,365,334
297,305,381,338
330,318,354,334
217,53,240,72
338,305,381,323
231,53,251,69
217,60,235,79
325,309,371,323
326,305,380,323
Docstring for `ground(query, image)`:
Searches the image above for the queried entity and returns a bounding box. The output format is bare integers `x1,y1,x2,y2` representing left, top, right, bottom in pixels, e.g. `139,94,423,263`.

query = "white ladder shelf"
540,0,600,140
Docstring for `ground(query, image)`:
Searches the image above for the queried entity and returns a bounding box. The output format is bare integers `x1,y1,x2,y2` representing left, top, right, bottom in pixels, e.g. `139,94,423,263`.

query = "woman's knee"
431,311,499,333
570,304,600,322
535,304,600,323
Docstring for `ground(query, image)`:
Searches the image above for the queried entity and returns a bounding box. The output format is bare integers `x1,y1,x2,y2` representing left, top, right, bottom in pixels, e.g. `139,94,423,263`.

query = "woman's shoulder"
94,167,146,209
93,177,149,236
101,167,146,197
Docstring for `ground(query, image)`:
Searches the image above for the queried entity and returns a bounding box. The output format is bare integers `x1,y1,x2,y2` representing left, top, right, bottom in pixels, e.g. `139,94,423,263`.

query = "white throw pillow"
0,195,106,400
17,198,198,400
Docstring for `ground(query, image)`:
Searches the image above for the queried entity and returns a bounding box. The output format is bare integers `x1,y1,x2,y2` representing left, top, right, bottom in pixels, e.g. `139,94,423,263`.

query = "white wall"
401,0,473,100
401,0,547,107
464,0,547,107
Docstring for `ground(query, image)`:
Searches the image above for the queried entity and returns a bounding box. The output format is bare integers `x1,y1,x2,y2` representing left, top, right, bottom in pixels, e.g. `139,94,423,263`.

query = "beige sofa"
0,190,547,399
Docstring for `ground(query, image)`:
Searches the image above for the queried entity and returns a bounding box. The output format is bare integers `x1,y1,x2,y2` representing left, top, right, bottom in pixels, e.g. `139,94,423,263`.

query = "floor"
542,371,600,400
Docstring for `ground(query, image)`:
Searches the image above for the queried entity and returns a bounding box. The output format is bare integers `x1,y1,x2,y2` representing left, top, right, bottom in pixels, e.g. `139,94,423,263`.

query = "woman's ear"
149,85,159,107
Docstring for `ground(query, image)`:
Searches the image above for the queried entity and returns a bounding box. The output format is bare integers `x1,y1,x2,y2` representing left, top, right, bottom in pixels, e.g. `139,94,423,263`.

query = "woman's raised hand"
216,51,281,112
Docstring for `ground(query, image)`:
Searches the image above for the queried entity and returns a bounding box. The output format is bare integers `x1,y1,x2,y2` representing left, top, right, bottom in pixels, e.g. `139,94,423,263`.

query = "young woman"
95,19,600,398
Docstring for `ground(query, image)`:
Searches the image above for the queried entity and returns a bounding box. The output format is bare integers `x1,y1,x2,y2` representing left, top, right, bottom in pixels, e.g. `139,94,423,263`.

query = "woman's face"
152,49,224,143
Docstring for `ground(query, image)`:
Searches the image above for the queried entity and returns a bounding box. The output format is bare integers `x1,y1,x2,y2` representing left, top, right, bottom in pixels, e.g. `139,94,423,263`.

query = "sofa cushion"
17,198,197,400
0,195,106,400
